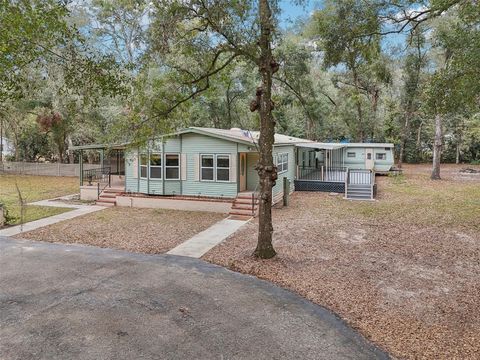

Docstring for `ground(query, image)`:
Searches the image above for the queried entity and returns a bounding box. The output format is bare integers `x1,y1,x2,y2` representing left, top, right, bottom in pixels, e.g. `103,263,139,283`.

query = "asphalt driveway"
0,236,388,360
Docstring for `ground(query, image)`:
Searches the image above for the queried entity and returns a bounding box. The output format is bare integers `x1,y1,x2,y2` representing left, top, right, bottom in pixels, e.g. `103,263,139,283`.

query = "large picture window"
140,154,148,178
277,153,288,174
149,153,162,179
165,154,180,179
200,154,230,181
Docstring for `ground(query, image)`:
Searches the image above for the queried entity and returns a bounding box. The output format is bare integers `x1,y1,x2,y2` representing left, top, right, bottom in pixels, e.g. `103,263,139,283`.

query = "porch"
70,143,127,202
294,143,376,200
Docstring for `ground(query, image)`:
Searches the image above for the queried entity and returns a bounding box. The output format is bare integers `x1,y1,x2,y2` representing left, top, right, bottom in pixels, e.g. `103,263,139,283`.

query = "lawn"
0,174,78,225
15,207,226,253
203,164,480,359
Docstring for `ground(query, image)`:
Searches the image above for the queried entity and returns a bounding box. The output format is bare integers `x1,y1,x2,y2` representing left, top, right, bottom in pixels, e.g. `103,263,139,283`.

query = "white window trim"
376,153,387,160
199,154,231,182
200,154,215,182
140,153,148,179
149,153,163,180
277,152,288,174
215,154,231,183
164,153,180,180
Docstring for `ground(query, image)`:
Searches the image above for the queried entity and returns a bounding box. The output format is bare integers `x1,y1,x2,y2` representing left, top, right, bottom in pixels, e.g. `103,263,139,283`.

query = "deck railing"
347,169,373,185
297,166,347,183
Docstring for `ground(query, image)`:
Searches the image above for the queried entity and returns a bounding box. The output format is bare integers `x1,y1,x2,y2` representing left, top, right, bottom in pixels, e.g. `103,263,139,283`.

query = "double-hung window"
165,154,180,180
200,154,230,181
277,153,288,174
216,155,230,181
140,154,148,178
201,155,215,181
149,153,162,179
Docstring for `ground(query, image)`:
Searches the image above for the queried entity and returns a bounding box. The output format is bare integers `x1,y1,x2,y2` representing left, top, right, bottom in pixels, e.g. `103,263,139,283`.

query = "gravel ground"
203,164,480,359
16,207,226,254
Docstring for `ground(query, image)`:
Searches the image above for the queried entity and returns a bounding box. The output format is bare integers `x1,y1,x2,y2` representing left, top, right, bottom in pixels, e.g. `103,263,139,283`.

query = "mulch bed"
203,164,480,359
16,207,226,254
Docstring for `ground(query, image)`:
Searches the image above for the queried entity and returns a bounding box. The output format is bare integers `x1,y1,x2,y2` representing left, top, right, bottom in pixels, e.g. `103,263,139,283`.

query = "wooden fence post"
283,177,290,206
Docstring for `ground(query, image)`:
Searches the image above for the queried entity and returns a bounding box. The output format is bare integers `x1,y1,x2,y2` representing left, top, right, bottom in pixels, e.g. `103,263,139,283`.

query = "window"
165,154,180,179
140,154,148,178
347,152,356,158
201,155,214,181
216,155,230,181
277,153,288,174
367,153,372,160
149,153,162,179
200,154,230,181
376,153,386,160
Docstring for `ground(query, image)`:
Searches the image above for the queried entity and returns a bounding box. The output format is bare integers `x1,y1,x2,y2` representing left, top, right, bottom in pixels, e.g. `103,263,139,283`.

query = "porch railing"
297,166,347,182
82,167,111,187
347,169,373,185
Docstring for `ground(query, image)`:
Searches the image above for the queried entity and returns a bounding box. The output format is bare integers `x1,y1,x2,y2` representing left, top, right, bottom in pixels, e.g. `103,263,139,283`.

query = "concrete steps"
95,187,124,207
229,192,258,217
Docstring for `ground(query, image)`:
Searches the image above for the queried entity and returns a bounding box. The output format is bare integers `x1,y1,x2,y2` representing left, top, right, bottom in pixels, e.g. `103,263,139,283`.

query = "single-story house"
72,128,394,214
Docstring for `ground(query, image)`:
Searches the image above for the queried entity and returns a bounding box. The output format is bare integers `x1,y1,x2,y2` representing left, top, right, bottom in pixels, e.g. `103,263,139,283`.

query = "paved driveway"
0,236,388,360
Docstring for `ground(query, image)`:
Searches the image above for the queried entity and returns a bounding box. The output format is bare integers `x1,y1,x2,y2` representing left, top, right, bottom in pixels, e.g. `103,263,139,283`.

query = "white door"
365,148,374,170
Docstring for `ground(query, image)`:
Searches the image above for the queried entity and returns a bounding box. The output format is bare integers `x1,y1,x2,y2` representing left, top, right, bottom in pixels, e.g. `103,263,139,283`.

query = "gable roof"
176,127,313,146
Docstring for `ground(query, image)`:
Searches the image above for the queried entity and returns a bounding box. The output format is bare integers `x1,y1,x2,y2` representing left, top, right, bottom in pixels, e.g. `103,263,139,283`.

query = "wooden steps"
229,192,258,217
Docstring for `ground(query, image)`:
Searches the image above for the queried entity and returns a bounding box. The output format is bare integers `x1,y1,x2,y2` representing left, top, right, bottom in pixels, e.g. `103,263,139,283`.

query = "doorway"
365,148,374,170
239,153,247,191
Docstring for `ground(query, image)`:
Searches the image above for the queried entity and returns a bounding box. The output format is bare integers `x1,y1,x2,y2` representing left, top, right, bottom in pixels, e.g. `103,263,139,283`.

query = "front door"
239,153,247,191
365,148,374,170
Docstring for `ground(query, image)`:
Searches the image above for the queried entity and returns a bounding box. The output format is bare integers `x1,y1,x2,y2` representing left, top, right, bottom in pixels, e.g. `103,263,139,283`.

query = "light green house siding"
272,145,296,196
181,133,238,198
125,133,239,198
344,148,365,168
245,145,296,197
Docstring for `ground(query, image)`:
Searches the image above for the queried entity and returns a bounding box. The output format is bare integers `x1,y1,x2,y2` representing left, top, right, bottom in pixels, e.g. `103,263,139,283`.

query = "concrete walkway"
167,217,249,258
0,236,389,360
0,197,105,237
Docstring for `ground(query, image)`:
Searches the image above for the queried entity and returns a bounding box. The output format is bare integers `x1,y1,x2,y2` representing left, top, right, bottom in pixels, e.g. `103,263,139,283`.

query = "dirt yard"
16,207,226,254
203,164,480,359
0,174,78,225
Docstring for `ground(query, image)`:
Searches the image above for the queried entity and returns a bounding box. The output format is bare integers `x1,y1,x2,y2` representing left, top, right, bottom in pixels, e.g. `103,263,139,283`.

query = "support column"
79,150,84,186
100,148,105,169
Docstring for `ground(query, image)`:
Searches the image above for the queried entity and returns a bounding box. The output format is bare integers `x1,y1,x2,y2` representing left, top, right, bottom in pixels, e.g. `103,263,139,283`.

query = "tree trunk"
431,114,442,180
67,136,74,164
254,0,276,259
398,112,411,169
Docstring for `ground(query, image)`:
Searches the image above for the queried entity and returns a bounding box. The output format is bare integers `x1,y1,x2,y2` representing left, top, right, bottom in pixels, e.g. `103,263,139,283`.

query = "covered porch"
294,143,375,199
70,143,127,201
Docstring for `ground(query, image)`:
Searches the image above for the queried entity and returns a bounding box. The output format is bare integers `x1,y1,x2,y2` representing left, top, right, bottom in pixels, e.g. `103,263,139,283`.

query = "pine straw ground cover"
0,174,78,225
16,207,226,254
203,164,480,359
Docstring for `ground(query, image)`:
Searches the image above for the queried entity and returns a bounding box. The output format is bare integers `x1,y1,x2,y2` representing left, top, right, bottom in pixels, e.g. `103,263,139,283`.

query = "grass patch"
0,174,78,225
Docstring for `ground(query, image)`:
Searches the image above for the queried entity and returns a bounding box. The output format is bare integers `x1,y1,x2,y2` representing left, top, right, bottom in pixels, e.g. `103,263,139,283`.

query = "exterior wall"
344,146,394,171
116,195,231,213
80,186,98,201
246,152,259,191
125,133,239,198
272,145,296,198
182,133,238,198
